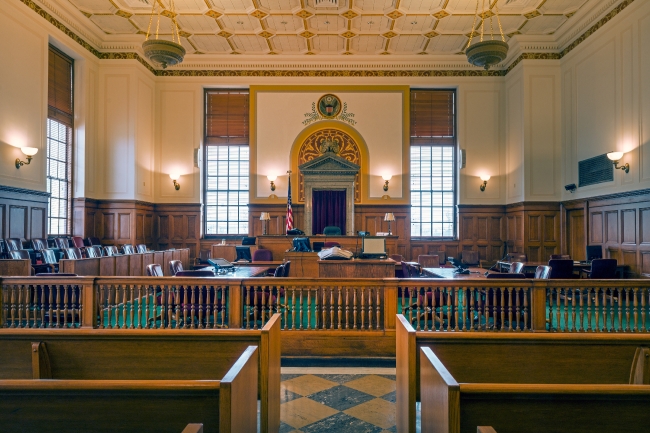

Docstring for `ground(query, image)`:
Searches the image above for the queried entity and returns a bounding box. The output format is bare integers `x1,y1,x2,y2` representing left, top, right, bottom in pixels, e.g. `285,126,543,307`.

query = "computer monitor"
235,246,252,262
586,245,603,261
361,237,386,258
242,237,256,245
292,237,311,252
312,241,325,252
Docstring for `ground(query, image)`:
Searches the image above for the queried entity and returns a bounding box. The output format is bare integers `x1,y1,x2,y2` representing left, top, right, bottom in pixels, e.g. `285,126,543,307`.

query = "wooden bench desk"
0,346,258,433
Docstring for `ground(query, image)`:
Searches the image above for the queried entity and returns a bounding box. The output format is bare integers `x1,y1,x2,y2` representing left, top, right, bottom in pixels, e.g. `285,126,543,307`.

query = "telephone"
287,228,304,235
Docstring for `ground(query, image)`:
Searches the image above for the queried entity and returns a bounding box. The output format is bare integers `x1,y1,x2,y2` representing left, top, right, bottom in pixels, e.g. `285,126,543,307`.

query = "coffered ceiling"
65,0,590,55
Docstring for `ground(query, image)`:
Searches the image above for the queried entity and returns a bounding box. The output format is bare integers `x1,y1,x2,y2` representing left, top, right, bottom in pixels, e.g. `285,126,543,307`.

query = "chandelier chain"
495,0,505,42
480,0,485,42
466,0,479,49
145,0,156,41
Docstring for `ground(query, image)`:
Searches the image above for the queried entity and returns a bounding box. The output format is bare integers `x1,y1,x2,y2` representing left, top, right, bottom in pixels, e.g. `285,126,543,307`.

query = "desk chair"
323,226,341,236
31,238,48,251
54,237,69,250
460,251,479,267
548,259,575,279
85,246,102,258
252,249,272,262
584,259,617,279
136,244,147,254
122,244,135,255
6,238,23,251
169,260,183,275
71,236,85,248
507,254,527,263
146,264,164,277
0,240,8,259
9,250,52,274
40,249,60,273
390,254,403,263
509,262,525,274
87,237,101,246
534,265,551,279
63,247,84,260
104,246,119,256
428,250,447,266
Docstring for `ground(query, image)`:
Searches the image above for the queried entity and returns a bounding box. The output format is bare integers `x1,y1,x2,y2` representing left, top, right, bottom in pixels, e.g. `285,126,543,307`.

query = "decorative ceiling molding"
17,0,638,76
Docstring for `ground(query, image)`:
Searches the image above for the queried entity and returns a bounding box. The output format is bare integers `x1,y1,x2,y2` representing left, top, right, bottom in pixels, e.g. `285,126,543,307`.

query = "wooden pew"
0,313,281,433
396,314,650,433
0,259,31,276
0,345,258,433
60,251,173,277
420,346,650,433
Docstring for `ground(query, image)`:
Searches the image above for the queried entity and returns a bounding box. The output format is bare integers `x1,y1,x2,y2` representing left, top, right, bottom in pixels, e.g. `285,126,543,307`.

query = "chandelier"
142,0,186,69
465,0,509,70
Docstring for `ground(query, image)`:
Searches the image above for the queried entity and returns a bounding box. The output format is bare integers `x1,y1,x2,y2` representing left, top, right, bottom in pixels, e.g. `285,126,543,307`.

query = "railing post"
0,278,4,328
530,281,548,332
81,278,97,328
384,279,398,331
229,281,243,329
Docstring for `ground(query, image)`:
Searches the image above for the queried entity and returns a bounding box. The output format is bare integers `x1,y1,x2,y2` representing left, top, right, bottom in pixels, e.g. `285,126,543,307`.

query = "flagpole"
286,170,293,234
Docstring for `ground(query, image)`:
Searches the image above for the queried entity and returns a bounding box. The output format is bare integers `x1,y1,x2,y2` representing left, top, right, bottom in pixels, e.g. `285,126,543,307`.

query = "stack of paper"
318,246,354,260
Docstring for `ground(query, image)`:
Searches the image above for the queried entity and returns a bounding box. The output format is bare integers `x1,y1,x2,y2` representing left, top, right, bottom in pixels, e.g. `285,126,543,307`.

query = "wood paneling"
154,203,201,259
0,186,49,240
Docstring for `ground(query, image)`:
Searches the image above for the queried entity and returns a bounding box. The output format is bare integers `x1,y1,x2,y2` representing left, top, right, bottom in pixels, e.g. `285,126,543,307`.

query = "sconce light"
260,212,271,235
15,147,38,169
169,173,180,190
382,174,392,191
267,175,277,191
384,212,395,236
479,175,490,192
607,151,629,173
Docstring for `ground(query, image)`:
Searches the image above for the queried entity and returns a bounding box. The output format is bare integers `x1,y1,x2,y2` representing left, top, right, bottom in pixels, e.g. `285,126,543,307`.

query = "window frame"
202,88,250,238
46,45,74,237
409,88,458,240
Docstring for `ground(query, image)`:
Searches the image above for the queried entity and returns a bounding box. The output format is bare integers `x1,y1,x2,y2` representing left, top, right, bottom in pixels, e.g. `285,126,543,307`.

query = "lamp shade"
260,212,271,221
169,173,180,181
267,175,277,182
382,174,392,181
607,151,624,162
384,212,395,222
480,174,491,182
21,147,38,156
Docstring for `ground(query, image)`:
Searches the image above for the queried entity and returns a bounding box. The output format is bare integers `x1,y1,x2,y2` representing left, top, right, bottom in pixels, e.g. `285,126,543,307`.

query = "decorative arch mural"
297,129,361,203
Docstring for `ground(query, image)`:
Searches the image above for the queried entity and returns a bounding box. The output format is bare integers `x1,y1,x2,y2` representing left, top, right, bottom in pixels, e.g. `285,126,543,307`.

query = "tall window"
410,89,456,238
47,47,73,235
204,90,250,236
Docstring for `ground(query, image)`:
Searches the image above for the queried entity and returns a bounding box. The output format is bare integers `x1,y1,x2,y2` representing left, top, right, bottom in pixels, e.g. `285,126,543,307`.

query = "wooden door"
567,209,586,261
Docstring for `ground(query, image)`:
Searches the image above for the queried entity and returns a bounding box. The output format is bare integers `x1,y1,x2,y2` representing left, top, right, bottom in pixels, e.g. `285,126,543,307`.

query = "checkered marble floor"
279,367,401,433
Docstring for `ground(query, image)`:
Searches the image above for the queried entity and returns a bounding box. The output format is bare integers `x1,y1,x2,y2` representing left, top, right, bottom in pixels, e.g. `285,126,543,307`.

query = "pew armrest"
219,346,258,433
420,346,460,433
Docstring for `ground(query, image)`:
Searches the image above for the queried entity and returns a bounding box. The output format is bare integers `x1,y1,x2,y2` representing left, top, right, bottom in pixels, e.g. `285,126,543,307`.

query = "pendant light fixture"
142,0,186,69
465,0,508,70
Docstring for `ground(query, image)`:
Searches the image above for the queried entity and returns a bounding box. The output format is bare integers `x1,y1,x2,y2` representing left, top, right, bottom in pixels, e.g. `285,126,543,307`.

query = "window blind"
205,90,249,145
410,90,455,145
48,47,73,127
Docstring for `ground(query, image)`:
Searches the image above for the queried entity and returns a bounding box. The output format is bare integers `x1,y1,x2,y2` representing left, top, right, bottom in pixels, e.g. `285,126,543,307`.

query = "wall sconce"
384,212,395,236
479,175,490,191
607,151,629,173
15,147,38,169
382,175,392,191
260,212,271,235
267,175,277,191
169,173,180,190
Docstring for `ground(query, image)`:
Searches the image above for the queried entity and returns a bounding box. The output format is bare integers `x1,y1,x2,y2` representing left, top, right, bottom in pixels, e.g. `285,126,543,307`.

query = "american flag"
286,173,293,232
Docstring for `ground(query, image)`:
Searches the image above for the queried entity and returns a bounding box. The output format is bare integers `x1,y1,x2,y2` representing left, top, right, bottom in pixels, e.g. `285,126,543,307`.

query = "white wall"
561,0,650,200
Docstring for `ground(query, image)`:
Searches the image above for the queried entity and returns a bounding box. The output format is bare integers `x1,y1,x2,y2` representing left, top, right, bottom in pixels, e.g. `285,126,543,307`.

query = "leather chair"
418,255,440,269
71,236,85,248
5,238,23,251
273,263,286,277
87,237,101,246
509,262,525,274
9,250,52,274
508,254,527,263
534,265,551,279
390,254,403,263
323,241,341,248
104,246,119,256
460,250,480,267
586,259,617,279
86,246,102,258
169,260,183,275
323,226,342,236
283,261,291,277
550,254,571,260
146,264,164,277
252,249,273,262
38,249,59,273
63,247,84,260
31,238,48,251
136,244,147,254
196,250,211,266
428,250,447,266
0,240,7,259
122,244,135,255
548,259,575,279
54,237,69,250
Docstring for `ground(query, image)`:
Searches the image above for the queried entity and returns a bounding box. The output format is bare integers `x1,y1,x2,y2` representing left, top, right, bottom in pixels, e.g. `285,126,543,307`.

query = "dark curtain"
312,190,346,235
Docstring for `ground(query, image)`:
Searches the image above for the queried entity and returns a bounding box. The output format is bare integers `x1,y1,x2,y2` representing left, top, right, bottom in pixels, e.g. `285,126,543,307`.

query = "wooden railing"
2,277,650,333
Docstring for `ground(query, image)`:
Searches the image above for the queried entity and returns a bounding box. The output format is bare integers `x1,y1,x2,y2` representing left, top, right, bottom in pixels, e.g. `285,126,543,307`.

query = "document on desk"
318,247,354,260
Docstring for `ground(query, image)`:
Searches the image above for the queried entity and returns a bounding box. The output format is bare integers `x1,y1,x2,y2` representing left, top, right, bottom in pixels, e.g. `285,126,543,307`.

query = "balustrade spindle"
616,288,622,332
576,289,583,332
291,288,297,330
360,287,365,330
17,286,24,328
330,287,335,330
376,287,381,331
586,288,593,332
32,286,38,328
189,285,196,329
523,288,529,332
625,289,631,332
306,287,312,331
56,285,63,328
174,287,181,329
297,288,303,331
198,285,205,329
642,289,647,332
633,288,639,332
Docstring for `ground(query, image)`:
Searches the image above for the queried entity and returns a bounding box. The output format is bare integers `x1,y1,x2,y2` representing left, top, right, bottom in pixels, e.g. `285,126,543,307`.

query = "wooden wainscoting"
0,186,49,241
154,203,201,258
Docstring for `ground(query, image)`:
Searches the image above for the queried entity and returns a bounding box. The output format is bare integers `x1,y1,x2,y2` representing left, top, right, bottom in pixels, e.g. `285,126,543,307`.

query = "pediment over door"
298,152,360,176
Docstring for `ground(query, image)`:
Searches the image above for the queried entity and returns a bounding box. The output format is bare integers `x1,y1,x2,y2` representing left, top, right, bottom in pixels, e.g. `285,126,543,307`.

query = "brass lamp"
479,175,490,192
169,173,180,190
607,151,629,173
260,212,271,235
382,174,392,191
267,175,277,191
384,212,395,236
15,147,38,169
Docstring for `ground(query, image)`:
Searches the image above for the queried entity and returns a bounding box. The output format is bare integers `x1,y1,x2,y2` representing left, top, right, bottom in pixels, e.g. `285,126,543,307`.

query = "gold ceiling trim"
18,0,637,77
